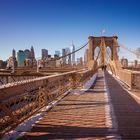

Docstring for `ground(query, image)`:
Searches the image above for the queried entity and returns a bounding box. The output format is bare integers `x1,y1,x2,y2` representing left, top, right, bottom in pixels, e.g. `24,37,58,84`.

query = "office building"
12,49,17,68
42,49,48,59
55,51,60,57
30,46,35,59
24,49,30,59
62,49,66,64
17,50,26,67
66,48,71,65
12,49,16,58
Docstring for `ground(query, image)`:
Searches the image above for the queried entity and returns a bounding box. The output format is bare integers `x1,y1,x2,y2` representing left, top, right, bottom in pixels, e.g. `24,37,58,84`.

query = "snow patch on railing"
71,73,97,95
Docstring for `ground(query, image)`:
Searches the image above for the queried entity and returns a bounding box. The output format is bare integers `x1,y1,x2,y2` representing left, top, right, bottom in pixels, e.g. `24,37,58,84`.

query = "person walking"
104,65,107,70
101,65,104,71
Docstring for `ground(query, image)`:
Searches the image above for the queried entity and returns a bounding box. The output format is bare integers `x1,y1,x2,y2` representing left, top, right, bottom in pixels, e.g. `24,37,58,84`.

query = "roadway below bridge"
6,70,140,140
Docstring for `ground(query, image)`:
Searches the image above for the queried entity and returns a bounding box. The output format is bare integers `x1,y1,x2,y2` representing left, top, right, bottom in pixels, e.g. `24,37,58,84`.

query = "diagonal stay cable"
119,43,140,59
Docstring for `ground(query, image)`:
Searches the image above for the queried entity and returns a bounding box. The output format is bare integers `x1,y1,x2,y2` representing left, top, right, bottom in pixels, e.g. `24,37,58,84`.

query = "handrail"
0,68,95,136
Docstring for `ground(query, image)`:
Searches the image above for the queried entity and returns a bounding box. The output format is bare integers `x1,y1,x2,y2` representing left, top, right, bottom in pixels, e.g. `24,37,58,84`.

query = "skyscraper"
17,50,26,67
12,49,17,67
12,49,16,58
62,49,66,64
55,51,60,57
41,49,48,59
66,48,71,65
24,49,30,59
30,46,35,59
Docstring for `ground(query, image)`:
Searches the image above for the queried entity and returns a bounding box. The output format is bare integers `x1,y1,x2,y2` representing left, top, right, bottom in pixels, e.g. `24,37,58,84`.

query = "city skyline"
7,46,74,59
0,0,140,60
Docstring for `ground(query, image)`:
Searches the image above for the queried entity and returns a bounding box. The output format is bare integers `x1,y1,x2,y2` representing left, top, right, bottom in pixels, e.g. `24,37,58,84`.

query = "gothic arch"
88,36,119,66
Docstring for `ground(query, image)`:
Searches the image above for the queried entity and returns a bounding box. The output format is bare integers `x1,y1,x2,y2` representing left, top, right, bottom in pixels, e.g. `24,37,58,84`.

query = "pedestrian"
104,65,107,70
101,65,104,71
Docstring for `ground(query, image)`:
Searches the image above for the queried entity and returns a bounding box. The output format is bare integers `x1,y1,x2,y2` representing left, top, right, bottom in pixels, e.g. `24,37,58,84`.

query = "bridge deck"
105,72,140,139
17,71,140,140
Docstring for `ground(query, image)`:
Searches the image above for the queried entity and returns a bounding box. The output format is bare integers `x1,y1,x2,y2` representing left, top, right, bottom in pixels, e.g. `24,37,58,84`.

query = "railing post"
70,73,77,89
78,74,84,88
38,86,48,108
0,102,17,135
59,78,64,95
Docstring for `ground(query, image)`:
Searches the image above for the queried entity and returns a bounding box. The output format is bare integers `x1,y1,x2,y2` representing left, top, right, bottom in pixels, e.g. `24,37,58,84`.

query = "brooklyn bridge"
1,36,140,140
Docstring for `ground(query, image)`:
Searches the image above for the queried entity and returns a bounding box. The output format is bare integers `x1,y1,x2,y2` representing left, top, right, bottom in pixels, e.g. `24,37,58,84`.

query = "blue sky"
0,0,140,60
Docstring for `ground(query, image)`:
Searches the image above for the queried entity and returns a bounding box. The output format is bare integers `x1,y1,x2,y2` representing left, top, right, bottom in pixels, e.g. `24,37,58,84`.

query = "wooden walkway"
17,71,140,140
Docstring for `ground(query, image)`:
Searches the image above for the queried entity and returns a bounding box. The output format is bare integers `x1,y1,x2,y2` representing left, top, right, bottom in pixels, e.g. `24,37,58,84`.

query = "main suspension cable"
55,42,88,61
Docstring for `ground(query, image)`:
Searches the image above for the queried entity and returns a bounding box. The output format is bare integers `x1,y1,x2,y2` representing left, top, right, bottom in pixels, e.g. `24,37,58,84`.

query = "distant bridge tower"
87,36,119,68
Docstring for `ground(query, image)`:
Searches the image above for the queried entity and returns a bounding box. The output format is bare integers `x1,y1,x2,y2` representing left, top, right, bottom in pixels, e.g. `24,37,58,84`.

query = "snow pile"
84,73,97,90
2,112,46,140
71,73,97,95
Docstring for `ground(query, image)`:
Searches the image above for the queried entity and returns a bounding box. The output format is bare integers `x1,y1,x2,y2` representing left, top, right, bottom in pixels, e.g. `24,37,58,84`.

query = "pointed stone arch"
88,36,119,67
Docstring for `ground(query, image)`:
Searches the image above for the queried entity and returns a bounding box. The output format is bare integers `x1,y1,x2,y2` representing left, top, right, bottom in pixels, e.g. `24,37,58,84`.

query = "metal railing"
0,68,95,137
108,61,140,90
